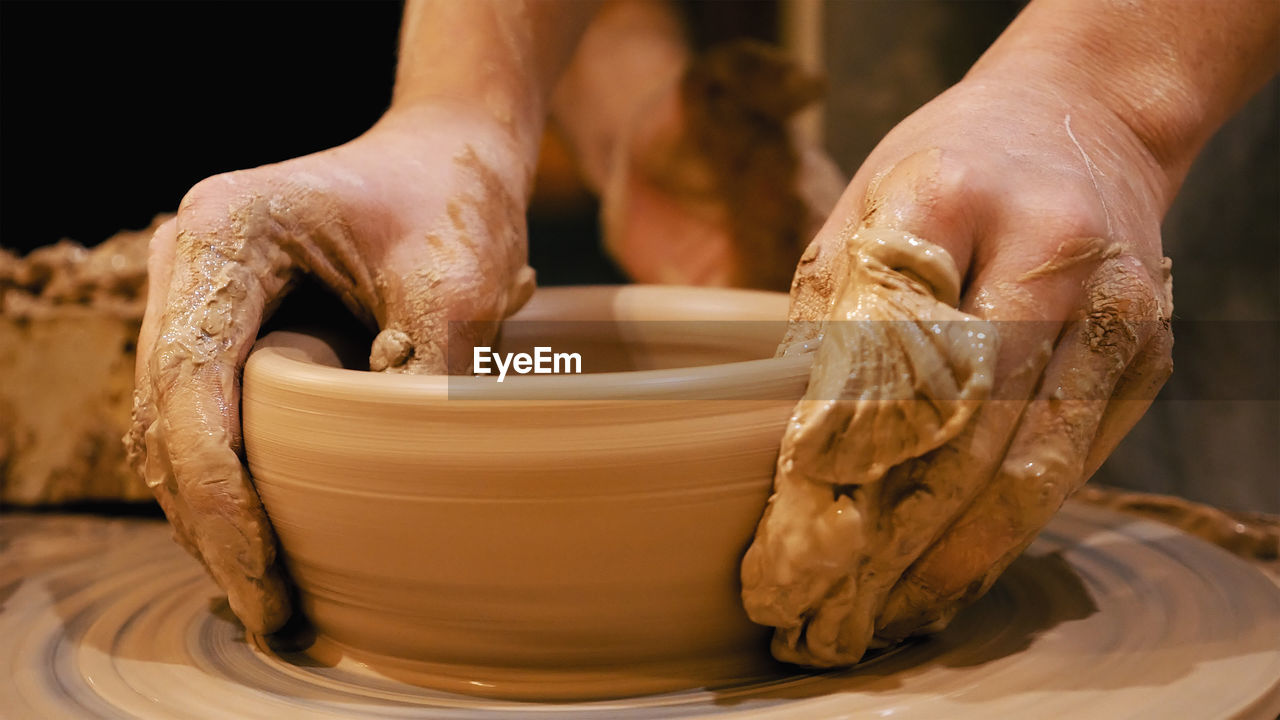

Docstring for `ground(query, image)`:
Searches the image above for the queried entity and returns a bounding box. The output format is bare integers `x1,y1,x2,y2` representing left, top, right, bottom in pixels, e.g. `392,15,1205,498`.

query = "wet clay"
741,227,996,666
125,138,539,635
744,205,1175,667
0,218,155,319
373,146,535,375
1074,485,1280,563
241,286,813,700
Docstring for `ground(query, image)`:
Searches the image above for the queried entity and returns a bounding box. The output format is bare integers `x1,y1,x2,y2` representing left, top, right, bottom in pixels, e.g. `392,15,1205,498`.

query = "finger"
855,228,1125,642
877,255,1164,637
127,218,175,471
750,148,998,664
1082,257,1174,478
1080,319,1173,479
844,244,1090,646
148,179,296,633
780,147,975,353
124,219,205,561
743,228,993,667
757,148,1002,659
367,172,534,375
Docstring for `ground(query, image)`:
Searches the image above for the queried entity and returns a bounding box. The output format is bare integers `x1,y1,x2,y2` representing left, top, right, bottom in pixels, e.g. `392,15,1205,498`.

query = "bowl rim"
246,285,814,403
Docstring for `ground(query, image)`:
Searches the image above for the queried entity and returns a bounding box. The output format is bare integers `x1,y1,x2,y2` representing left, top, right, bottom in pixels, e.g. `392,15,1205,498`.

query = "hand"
742,72,1174,666
598,40,845,289
124,104,536,633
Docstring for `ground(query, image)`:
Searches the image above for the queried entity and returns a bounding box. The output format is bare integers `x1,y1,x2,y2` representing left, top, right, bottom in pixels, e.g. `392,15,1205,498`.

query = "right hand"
124,103,536,634
742,72,1174,666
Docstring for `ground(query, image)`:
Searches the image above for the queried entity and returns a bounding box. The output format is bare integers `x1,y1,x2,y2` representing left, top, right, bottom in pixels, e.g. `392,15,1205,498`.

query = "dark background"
0,0,780,285
1,1,406,250
0,0,774,273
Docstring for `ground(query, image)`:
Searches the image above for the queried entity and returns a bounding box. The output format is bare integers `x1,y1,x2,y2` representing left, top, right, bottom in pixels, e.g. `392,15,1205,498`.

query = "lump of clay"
741,227,996,666
0,216,166,505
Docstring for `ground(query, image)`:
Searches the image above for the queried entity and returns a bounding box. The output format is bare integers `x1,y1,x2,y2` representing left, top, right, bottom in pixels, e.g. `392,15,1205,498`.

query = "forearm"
551,0,689,191
393,0,601,175
969,0,1280,206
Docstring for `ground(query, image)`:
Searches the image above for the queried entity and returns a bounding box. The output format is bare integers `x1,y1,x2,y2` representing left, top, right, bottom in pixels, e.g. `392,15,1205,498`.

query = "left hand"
742,70,1174,666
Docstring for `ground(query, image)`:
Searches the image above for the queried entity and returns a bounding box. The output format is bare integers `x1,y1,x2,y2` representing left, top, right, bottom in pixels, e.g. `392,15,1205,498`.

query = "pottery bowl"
242,285,812,700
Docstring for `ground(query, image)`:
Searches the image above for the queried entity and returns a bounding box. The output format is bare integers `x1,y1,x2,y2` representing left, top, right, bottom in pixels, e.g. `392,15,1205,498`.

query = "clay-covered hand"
124,105,535,634
742,74,1174,666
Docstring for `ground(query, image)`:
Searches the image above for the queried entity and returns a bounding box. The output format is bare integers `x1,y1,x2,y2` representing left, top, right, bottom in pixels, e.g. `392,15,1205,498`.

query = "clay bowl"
242,285,813,700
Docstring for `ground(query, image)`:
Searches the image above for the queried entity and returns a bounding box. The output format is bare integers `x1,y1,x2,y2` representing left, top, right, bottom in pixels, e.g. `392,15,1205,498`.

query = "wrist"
390,83,545,179
968,0,1280,211
372,101,538,201
551,0,689,192
390,0,602,188
972,52,1196,204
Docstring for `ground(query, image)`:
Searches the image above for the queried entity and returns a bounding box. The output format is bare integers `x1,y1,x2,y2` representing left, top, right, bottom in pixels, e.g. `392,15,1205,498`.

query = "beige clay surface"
241,286,812,700
3,504,1279,717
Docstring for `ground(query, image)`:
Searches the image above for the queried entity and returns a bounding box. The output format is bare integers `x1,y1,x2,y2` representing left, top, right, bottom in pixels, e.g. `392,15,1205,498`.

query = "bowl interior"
250,284,811,401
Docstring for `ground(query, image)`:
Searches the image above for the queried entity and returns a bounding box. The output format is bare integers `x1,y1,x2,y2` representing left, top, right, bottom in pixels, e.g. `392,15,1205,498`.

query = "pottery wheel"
3,502,1279,719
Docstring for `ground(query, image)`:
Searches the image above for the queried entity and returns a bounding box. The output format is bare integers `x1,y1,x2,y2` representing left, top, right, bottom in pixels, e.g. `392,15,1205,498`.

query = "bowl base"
298,633,793,702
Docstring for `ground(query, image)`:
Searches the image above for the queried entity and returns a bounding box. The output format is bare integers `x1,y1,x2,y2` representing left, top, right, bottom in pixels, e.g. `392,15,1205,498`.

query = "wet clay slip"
241,285,813,700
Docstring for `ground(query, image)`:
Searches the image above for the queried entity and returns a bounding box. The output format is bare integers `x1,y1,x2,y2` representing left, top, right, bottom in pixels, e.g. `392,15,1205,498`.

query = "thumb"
370,263,536,375
147,176,299,633
780,147,977,354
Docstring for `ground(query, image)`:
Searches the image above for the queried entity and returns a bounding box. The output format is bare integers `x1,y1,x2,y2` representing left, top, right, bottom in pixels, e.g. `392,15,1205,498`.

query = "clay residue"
372,146,535,374
123,145,539,634
0,216,168,506
369,328,415,372
741,227,996,666
1,215,164,320
774,230,849,357
1074,485,1279,562
1018,236,1122,283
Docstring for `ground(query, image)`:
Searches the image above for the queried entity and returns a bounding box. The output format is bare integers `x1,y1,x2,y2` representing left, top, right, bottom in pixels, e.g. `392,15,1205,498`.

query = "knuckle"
1082,255,1165,357
149,218,178,251
864,149,975,228
179,173,241,217
1052,189,1107,235
179,172,279,244
926,152,973,205
1140,318,1175,385
1009,191,1109,252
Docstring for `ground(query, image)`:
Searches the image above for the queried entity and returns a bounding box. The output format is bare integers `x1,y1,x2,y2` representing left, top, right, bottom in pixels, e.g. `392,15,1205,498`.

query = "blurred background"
2,0,1276,512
